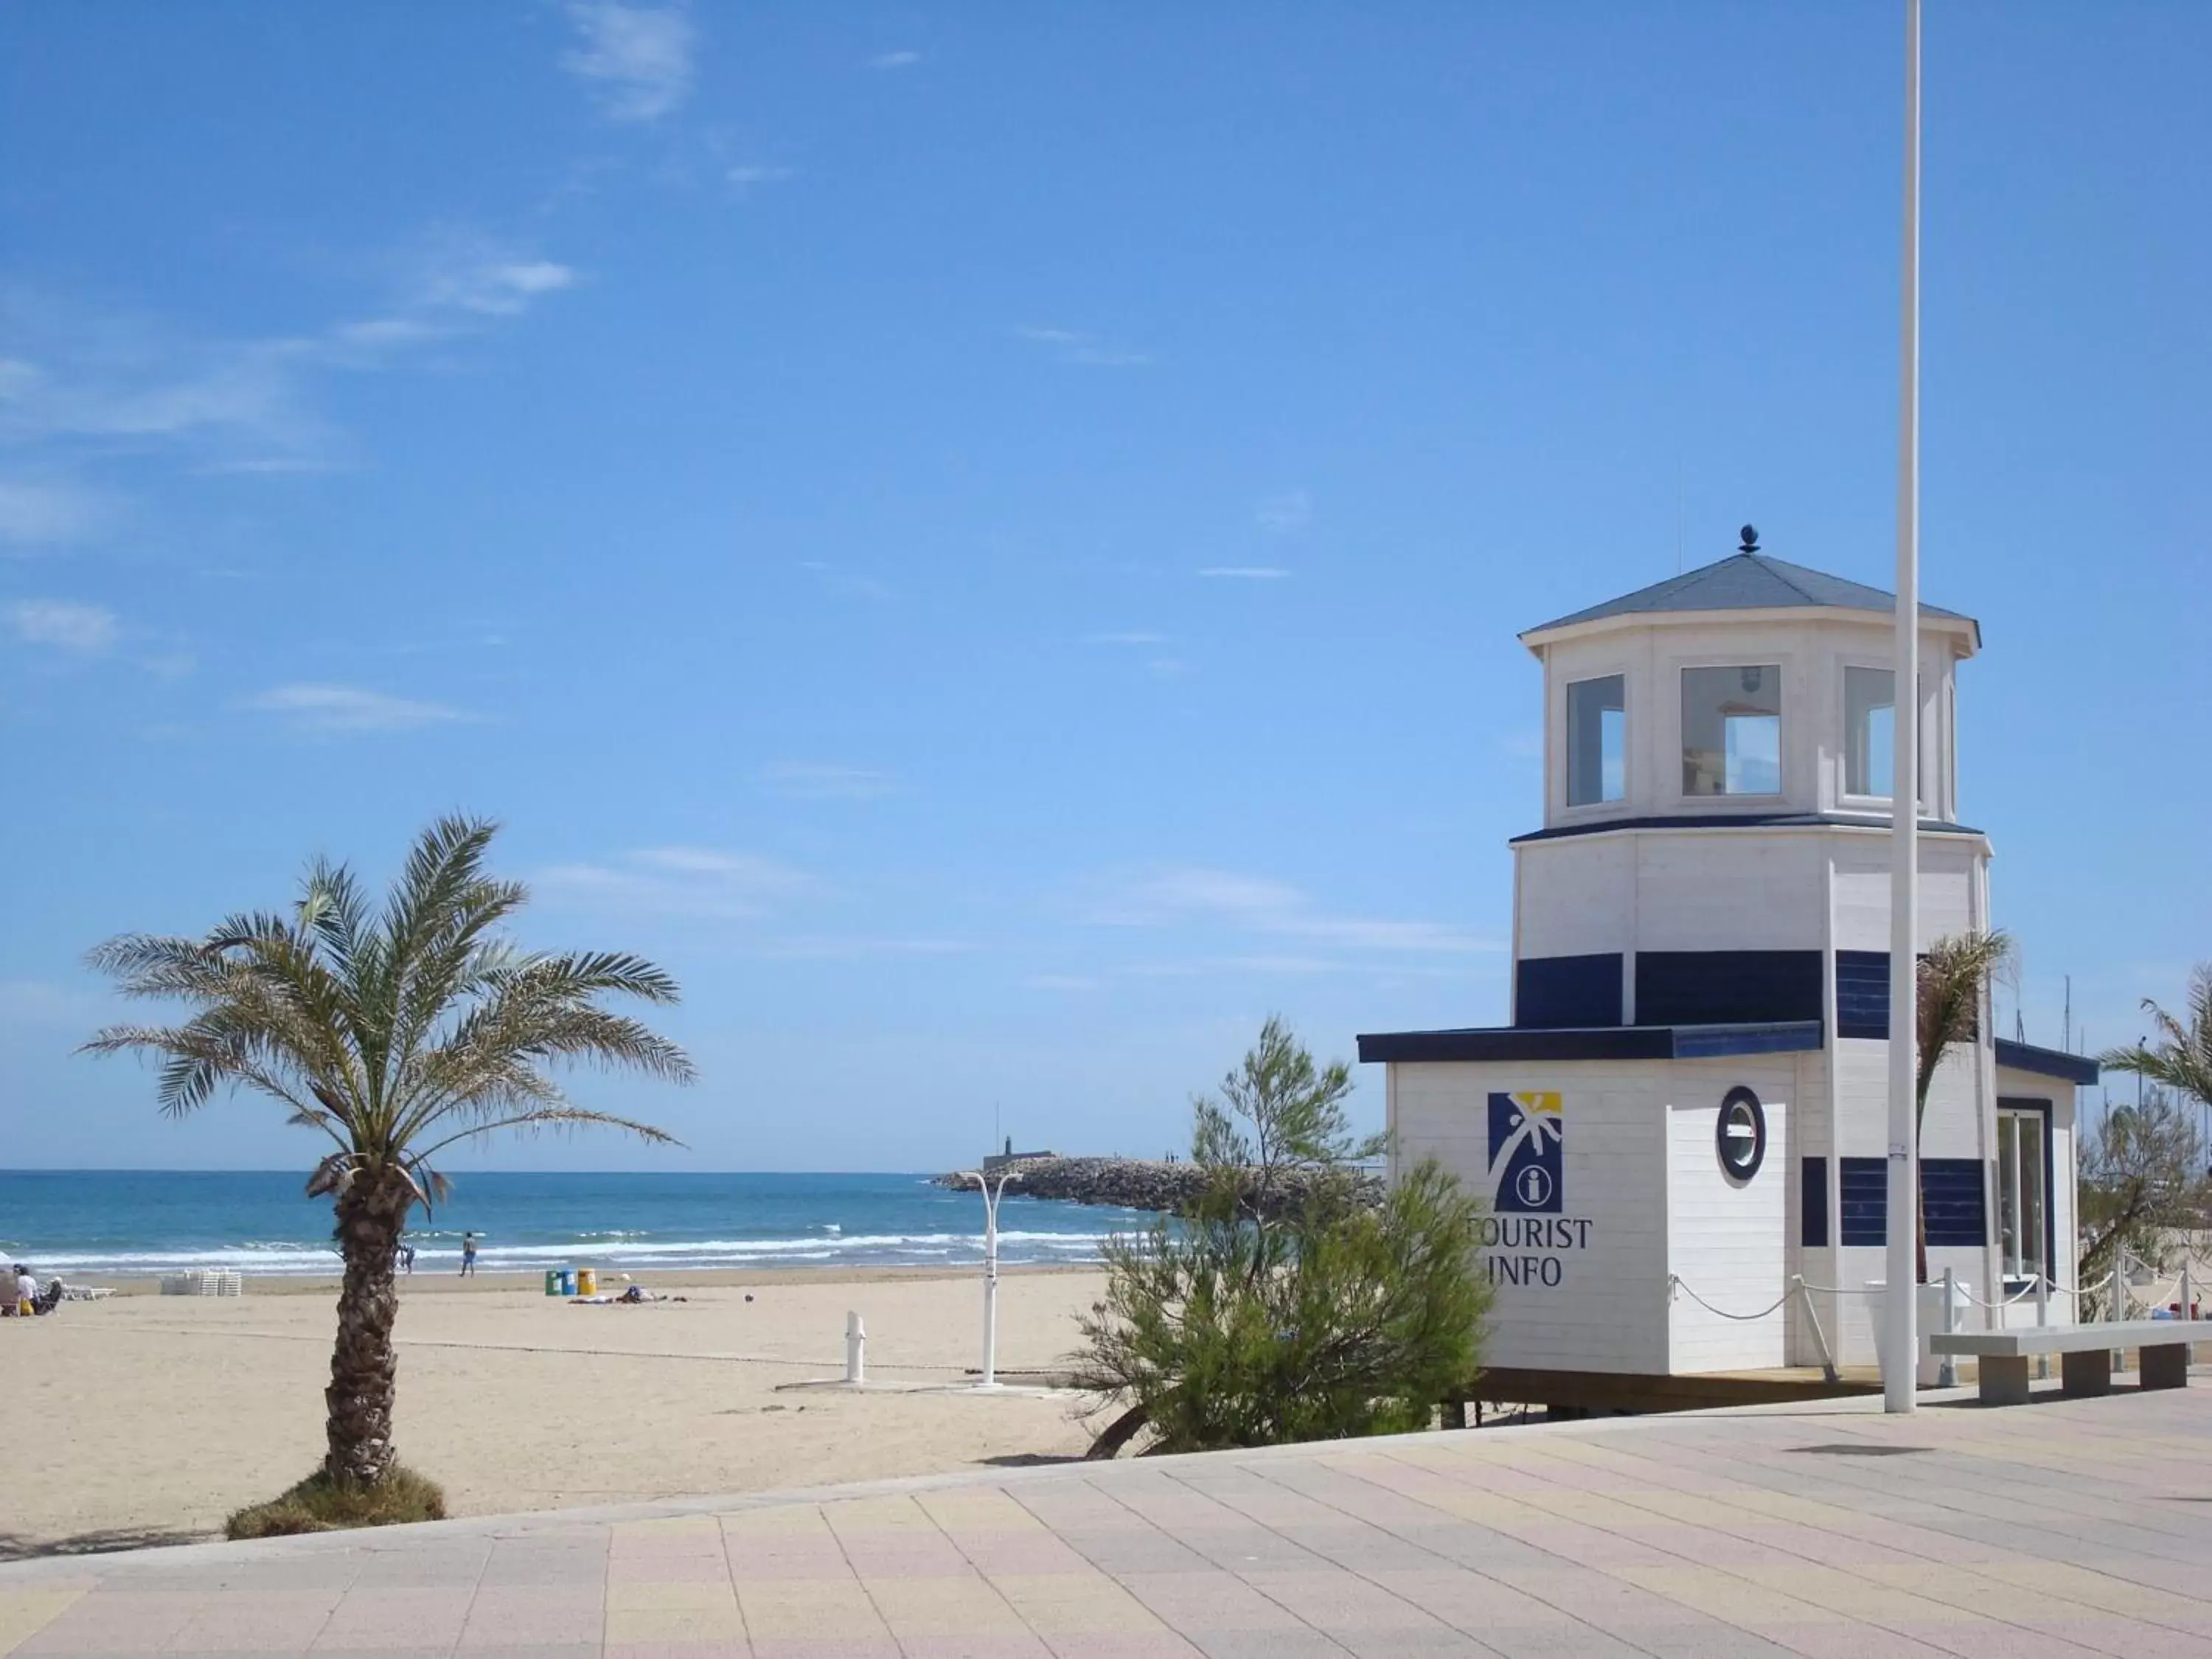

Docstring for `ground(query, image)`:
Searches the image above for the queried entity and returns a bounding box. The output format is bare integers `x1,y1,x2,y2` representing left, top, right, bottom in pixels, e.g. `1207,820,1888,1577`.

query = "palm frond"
412,1105,686,1164
1914,929,2013,1115
85,818,692,1186
2104,964,2212,1107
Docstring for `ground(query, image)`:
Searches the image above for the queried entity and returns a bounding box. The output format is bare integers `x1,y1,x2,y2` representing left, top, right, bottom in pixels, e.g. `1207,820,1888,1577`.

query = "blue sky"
3,4,2205,1171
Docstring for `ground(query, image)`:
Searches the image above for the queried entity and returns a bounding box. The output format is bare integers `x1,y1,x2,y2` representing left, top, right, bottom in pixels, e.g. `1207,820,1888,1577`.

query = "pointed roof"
1523,552,1975,642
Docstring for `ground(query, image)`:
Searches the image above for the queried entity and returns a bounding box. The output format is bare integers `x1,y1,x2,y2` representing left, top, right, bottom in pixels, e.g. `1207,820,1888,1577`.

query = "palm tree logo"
1487,1091,1563,1214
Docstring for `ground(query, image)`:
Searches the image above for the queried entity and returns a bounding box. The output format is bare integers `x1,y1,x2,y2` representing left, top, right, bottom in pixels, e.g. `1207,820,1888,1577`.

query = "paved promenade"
7,1385,2212,1657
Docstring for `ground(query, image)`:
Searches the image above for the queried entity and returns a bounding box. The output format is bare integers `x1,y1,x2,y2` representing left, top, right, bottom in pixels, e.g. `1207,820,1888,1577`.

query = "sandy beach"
1,1266,1107,1557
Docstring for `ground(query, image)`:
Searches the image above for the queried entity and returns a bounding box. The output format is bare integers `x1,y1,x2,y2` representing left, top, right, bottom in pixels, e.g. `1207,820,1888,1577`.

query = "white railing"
1671,1247,2211,1388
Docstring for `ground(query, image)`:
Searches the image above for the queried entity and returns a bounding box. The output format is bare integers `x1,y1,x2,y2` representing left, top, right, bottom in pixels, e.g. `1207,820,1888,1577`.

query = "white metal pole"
845,1310,866,1385
1884,0,1924,1416
968,1170,1007,1388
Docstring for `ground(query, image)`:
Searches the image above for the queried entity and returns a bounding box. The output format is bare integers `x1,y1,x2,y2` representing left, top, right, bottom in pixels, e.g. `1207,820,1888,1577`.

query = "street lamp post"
1884,0,1924,1416
963,1167,1018,1388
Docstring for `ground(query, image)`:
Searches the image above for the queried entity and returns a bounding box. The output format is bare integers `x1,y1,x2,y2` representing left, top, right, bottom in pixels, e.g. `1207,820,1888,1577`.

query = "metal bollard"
1938,1267,1957,1389
845,1310,866,1385
2034,1271,2051,1380
2111,1250,2128,1373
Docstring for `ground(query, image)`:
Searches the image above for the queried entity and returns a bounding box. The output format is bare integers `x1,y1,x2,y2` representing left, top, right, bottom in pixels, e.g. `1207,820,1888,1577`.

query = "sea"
0,1170,1152,1280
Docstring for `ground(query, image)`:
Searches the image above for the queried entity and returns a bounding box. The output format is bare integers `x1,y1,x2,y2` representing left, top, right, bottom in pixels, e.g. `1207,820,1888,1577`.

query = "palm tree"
1913,929,2013,1281
83,816,694,1490
2102,964,2212,1110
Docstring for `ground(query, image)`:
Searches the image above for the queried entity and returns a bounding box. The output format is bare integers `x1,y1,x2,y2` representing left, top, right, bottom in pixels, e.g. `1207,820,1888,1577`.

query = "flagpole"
1884,0,1922,1416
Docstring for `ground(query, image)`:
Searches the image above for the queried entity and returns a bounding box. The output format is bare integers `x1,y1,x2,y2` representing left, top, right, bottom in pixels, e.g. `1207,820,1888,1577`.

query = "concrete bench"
1930,1319,2211,1405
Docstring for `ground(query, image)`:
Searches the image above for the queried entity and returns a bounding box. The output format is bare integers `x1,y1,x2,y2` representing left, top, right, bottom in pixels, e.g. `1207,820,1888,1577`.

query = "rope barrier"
1666,1276,1794,1321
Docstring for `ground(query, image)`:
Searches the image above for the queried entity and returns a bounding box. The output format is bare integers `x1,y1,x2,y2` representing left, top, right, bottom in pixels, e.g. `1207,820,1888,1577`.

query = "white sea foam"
29,1226,1124,1277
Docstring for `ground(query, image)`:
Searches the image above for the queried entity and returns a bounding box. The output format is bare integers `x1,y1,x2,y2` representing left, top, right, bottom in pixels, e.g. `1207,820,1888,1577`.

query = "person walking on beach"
459,1232,479,1277
398,1241,415,1275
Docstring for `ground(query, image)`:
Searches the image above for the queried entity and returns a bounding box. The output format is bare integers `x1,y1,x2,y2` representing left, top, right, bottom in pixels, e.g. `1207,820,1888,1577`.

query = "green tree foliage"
83,817,693,1493
1073,1018,1488,1456
1912,930,2012,1280
2102,965,2212,1112
2078,1085,2211,1312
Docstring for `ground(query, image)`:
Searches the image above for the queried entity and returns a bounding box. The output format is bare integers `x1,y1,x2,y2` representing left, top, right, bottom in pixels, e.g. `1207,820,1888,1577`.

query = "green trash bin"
544,1269,563,1297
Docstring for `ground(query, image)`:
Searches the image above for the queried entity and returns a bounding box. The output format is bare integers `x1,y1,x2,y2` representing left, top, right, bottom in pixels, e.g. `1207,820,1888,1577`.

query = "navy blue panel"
1635,951,1823,1026
1672,1020,1824,1057
1921,1158,1988,1248
1359,1026,1669,1064
1836,950,1889,1040
1801,1157,1829,1248
1360,1026,1669,1063
1355,1021,1824,1065
1839,1157,1888,1247
1515,953,1624,1029
1995,1039,2099,1085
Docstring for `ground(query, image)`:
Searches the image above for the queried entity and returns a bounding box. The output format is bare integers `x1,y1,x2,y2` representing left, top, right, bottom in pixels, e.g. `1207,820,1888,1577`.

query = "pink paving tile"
164,1587,346,1651
892,1635,1057,1659
1038,1635,1209,1658
608,1554,737,1584
305,1585,476,1650
745,1641,900,1659
954,1539,1101,1576
11,1591,207,1655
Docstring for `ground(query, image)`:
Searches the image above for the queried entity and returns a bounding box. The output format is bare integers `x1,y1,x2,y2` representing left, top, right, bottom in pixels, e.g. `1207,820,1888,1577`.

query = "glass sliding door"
1997,1100,2051,1289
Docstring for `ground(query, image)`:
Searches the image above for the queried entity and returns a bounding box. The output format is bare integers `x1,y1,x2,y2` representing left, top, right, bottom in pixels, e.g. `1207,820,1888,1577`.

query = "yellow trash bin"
575,1267,597,1298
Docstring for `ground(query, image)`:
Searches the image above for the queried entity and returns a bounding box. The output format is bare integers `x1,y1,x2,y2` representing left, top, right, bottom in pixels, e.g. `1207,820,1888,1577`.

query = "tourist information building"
1359,538,2096,1397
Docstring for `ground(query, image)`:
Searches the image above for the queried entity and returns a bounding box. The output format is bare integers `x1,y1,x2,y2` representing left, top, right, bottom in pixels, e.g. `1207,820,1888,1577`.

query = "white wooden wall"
1391,1055,1799,1376
1667,1089,1790,1371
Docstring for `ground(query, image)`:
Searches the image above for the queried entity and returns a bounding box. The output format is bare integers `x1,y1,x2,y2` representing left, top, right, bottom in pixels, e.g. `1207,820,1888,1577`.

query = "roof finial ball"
1739,524,1760,554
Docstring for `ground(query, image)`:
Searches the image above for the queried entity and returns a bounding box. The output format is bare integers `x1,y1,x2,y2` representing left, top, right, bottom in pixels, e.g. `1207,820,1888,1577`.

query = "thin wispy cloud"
1087,865,1498,956
1255,490,1311,534
563,2,697,122
330,233,579,356
741,934,973,962
870,49,922,69
0,477,112,550
0,291,333,473
1024,973,1103,992
241,683,470,733
0,241,577,487
1085,630,1167,647
797,560,892,602
1197,566,1290,580
727,164,797,194
1013,324,1152,369
760,761,896,801
536,845,815,919
10,599,116,653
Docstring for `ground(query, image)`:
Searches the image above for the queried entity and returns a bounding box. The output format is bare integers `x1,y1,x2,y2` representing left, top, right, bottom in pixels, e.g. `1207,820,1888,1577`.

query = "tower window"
1846,666,1895,798
1565,675,1625,806
1682,665,1781,796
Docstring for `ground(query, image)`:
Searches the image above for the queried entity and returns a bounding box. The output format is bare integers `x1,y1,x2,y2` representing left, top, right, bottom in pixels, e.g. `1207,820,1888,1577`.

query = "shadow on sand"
0,1526,215,1562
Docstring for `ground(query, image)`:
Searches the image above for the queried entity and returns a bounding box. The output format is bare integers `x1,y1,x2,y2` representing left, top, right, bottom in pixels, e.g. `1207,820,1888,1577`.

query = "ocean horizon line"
0,1168,1149,1279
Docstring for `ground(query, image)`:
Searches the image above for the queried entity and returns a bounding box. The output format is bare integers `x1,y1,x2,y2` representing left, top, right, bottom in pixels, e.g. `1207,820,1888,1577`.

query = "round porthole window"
1717,1085,1766,1182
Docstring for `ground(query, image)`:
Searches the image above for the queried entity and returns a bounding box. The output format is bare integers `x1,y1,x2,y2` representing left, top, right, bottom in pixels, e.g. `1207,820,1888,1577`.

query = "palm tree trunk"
324,1172,411,1484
